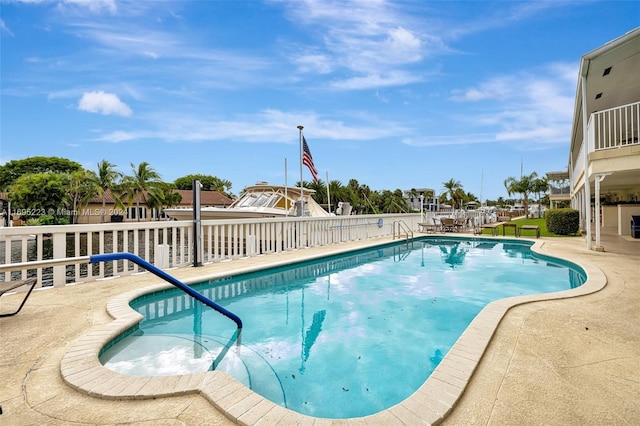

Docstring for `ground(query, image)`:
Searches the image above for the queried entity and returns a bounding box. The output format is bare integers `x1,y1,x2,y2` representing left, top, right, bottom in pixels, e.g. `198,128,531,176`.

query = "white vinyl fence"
0,213,424,289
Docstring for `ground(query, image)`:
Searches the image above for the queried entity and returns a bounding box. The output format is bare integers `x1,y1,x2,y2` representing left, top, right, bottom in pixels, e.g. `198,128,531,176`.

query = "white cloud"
0,19,14,36
92,108,406,144
402,133,497,147
386,27,422,62
450,77,516,101
445,63,577,146
143,51,159,59
284,0,435,89
293,53,333,74
331,71,423,90
78,91,132,116
61,0,117,14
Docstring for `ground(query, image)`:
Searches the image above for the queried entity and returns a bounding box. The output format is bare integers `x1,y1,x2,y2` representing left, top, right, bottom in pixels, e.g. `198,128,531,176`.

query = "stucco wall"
602,205,618,227
617,204,640,236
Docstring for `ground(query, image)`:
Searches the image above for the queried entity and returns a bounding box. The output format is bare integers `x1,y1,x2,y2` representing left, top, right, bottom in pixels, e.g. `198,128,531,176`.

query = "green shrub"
25,217,41,226
36,215,70,225
38,215,55,225
546,208,580,235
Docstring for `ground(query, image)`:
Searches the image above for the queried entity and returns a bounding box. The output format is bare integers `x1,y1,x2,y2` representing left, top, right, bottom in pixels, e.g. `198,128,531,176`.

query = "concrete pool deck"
1,232,639,425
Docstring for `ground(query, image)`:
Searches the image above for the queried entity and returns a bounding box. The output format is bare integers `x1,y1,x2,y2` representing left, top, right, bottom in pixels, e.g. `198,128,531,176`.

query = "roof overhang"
546,171,569,181
569,27,640,162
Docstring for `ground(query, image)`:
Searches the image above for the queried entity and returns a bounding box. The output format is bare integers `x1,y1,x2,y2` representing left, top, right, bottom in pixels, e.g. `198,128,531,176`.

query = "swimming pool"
99,237,586,419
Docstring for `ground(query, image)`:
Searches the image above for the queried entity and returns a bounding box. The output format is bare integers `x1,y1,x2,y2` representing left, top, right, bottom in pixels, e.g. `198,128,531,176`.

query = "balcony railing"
592,101,640,151
549,185,571,195
572,101,640,188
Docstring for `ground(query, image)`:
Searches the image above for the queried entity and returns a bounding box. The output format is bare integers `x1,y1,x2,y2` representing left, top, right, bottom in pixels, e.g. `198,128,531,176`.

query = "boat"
164,182,336,221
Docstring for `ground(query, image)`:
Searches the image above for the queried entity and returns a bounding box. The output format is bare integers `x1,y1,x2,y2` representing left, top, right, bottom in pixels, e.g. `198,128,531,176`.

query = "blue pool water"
100,237,586,419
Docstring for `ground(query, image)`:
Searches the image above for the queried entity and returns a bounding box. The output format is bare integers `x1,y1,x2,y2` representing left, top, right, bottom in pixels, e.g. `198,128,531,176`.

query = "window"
126,207,147,220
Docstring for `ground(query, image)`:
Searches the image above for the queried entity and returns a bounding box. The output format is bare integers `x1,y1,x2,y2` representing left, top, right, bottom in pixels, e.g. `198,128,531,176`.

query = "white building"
564,27,640,249
404,188,439,212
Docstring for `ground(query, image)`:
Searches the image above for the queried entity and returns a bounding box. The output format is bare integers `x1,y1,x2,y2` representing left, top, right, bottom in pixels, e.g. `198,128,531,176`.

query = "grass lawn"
479,217,575,238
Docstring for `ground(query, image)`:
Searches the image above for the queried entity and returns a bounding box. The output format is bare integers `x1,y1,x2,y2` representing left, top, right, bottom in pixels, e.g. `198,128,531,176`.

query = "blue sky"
1,1,638,201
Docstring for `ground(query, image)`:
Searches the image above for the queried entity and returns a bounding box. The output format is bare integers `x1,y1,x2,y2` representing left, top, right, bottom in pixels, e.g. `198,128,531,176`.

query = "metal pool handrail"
0,253,242,329
90,253,243,329
393,219,413,240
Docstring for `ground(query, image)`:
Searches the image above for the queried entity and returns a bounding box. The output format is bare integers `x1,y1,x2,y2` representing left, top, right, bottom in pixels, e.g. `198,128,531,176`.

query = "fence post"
155,244,170,269
53,232,66,286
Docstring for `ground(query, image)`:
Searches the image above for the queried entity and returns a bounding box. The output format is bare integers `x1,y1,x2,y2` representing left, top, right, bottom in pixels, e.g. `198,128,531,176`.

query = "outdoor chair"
0,278,38,317
418,217,440,233
632,215,640,239
441,218,456,232
454,217,467,232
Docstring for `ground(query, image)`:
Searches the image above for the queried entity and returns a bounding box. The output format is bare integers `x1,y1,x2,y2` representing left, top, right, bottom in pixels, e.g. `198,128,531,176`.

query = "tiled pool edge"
59,238,608,425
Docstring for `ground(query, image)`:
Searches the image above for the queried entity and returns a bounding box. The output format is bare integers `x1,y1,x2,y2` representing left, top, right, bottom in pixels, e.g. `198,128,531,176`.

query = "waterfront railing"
0,213,424,290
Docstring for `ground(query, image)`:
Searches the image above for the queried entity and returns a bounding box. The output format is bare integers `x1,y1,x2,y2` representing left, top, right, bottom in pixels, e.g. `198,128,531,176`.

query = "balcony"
572,101,640,191
592,101,640,150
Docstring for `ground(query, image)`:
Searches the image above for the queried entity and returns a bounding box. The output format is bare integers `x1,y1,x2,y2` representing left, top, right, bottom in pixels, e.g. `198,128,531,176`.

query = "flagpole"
297,125,304,217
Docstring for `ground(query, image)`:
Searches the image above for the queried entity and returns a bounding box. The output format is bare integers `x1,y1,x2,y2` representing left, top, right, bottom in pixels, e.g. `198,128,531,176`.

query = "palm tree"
392,189,410,213
442,178,463,210
407,188,419,211
122,162,162,221
531,177,549,218
95,160,123,223
146,182,182,220
67,170,99,224
504,172,539,219
308,179,327,205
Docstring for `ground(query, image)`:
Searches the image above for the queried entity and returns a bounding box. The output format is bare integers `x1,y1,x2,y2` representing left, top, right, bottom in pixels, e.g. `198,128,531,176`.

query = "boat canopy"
234,184,331,217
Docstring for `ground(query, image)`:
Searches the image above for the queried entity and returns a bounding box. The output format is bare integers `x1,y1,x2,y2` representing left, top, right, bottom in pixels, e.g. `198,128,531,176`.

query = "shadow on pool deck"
1,231,639,425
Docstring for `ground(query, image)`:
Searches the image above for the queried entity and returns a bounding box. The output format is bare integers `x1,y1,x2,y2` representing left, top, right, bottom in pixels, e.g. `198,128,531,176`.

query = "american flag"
302,136,319,183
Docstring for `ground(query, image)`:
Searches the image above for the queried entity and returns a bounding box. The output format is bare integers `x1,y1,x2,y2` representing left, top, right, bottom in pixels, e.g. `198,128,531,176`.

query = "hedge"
545,208,580,235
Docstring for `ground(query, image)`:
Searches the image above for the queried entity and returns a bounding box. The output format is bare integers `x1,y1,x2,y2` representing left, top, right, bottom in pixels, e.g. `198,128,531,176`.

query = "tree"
307,179,327,206
408,188,419,210
146,182,182,220
7,173,71,223
68,170,99,224
94,160,123,223
163,189,183,209
0,156,83,190
174,174,232,197
121,162,162,221
442,178,463,209
381,189,409,213
504,172,539,219
328,180,349,213
531,177,549,218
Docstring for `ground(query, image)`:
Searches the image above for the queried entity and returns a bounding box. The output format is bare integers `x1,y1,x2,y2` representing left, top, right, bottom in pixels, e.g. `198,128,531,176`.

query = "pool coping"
59,237,607,425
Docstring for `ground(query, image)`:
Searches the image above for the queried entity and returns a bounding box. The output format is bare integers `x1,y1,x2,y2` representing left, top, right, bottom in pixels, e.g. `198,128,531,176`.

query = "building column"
594,173,611,250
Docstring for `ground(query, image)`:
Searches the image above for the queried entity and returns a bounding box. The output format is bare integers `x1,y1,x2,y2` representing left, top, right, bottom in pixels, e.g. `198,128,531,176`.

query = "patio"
1,229,638,425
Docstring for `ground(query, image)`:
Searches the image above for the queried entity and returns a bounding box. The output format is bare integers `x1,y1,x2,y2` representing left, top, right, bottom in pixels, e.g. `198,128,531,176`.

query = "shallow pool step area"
100,332,288,408
213,343,288,408
101,333,222,376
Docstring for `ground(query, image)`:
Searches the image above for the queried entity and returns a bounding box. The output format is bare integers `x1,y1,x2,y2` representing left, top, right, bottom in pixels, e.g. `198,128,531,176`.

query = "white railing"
571,139,586,192
549,184,571,196
592,101,640,150
0,213,423,290
571,101,640,192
